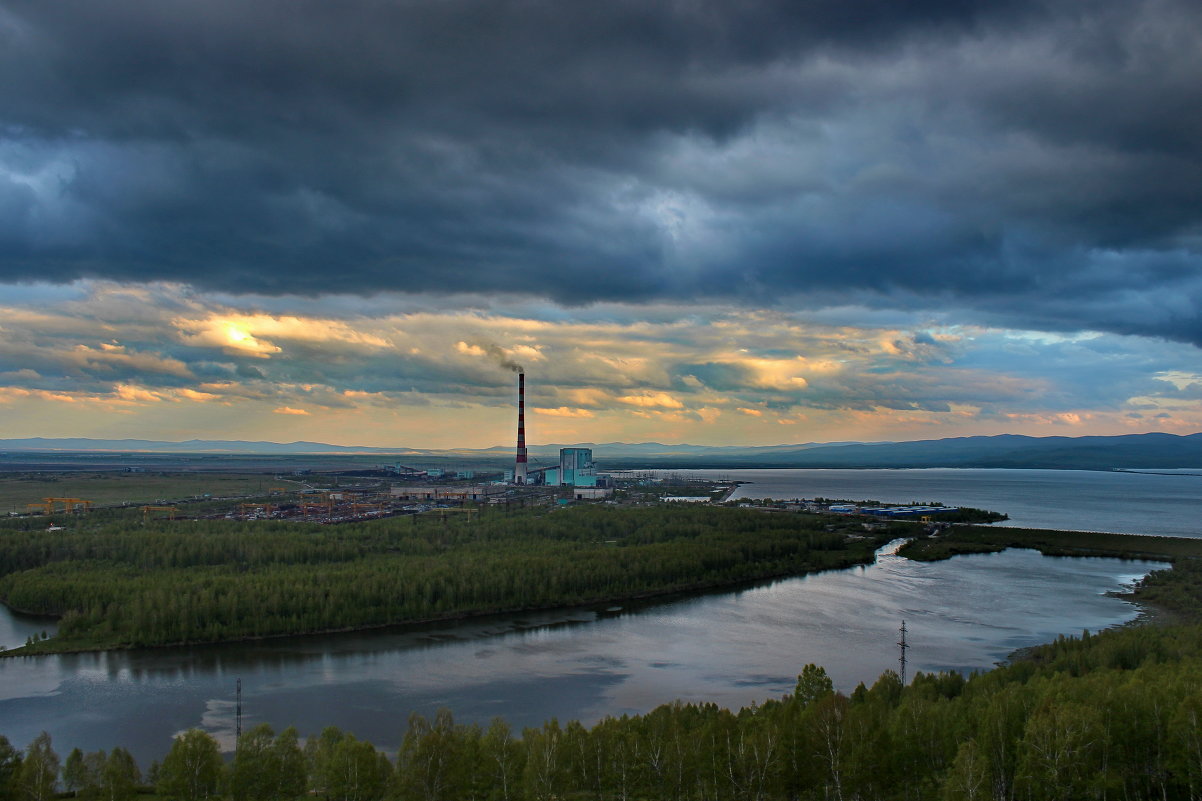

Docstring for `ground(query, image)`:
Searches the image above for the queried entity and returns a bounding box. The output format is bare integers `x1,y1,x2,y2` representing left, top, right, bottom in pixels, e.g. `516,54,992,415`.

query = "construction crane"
140,505,178,523
238,503,275,519
38,497,94,514
301,500,333,517
26,500,54,515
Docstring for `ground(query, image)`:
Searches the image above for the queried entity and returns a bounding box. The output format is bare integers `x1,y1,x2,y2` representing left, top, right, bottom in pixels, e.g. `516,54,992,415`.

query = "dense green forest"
7,618,1202,800
0,505,896,652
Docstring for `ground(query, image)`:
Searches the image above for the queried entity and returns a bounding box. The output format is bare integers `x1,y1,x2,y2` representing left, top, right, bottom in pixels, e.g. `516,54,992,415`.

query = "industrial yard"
6,372,628,525
8,472,592,526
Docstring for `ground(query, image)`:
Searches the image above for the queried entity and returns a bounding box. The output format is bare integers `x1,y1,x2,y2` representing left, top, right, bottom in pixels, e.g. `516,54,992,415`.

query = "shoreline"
1003,588,1182,667
6,520,1196,660
0,543,887,657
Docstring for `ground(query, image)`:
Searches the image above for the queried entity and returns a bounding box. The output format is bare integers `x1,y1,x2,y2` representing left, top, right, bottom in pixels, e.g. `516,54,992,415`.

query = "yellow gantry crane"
301,500,333,517
28,497,93,514
140,505,178,522
238,502,275,519
297,490,334,517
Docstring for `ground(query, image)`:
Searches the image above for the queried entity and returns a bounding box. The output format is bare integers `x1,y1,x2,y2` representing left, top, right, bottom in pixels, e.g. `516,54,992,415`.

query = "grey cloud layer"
1,0,1200,343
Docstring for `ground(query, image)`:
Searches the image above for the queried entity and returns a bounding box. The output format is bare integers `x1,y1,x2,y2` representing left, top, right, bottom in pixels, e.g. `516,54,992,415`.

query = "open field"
0,472,301,513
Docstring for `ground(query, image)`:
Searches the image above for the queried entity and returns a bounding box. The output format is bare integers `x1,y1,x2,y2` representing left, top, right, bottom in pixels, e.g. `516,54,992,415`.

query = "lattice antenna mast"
898,621,909,685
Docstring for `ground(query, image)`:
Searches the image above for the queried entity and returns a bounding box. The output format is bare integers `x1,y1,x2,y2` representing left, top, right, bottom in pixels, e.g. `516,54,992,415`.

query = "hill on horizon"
0,432,1199,471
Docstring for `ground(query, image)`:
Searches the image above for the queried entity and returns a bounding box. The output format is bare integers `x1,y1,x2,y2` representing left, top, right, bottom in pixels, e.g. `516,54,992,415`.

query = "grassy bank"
898,525,1202,562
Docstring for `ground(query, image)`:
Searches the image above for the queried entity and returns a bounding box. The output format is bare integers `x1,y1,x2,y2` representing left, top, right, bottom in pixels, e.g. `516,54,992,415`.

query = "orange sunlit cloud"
0,387,87,404
616,392,685,409
114,384,165,403
534,407,596,418
177,389,223,402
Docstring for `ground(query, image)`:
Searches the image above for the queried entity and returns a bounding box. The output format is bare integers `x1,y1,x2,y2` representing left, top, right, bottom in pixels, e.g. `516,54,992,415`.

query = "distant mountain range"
627,432,1202,471
0,433,1199,471
0,437,417,455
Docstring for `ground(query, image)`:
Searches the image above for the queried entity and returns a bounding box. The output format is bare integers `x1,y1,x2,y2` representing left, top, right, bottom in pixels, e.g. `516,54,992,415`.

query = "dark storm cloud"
1,0,1200,343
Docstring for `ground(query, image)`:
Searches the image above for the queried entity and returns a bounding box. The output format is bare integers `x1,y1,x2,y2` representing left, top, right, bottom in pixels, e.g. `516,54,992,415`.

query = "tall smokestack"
515,372,528,484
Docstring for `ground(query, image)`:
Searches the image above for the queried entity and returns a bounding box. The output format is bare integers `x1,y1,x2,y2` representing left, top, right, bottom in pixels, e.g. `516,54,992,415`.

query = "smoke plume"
486,344,523,374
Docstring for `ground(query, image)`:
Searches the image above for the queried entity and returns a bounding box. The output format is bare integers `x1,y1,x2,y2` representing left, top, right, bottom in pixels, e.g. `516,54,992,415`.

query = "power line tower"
898,620,909,685
235,678,242,752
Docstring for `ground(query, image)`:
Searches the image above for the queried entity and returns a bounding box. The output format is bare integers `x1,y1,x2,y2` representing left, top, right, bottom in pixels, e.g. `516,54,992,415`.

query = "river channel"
0,540,1165,766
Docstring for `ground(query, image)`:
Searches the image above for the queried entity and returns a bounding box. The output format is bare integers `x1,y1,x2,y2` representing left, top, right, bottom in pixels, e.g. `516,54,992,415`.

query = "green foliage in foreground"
0,506,891,652
898,525,1202,563
9,621,1202,800
1134,559,1202,618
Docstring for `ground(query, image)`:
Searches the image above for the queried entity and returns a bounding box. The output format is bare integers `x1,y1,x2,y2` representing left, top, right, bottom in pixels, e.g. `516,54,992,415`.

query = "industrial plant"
16,371,615,526
505,371,609,493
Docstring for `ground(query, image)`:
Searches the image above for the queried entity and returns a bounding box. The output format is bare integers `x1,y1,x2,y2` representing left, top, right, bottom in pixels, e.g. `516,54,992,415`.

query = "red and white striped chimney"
515,372,528,484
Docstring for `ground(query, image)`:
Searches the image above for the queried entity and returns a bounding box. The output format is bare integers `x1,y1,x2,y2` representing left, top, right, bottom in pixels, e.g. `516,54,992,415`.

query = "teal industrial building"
544,447,598,487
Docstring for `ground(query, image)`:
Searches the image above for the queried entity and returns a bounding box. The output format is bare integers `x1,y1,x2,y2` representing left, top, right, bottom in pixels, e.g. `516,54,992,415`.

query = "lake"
0,538,1165,766
694,467,1201,538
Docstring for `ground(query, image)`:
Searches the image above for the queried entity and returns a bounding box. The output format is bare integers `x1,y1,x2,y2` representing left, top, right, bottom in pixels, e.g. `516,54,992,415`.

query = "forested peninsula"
0,505,899,653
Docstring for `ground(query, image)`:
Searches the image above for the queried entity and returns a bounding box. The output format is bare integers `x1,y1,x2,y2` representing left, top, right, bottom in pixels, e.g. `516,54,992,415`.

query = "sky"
0,0,1200,449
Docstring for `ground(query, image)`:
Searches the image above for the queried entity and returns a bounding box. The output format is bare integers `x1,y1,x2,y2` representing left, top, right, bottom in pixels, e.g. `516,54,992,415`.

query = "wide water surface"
0,540,1165,765
705,467,1202,537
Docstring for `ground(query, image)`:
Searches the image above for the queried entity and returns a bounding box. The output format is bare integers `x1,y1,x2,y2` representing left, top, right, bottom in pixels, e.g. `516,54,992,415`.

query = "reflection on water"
0,540,1165,766
0,607,56,653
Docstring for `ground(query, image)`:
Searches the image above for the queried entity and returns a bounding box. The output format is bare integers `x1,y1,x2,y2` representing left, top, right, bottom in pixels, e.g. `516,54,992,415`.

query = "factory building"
543,447,598,487
560,447,597,487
